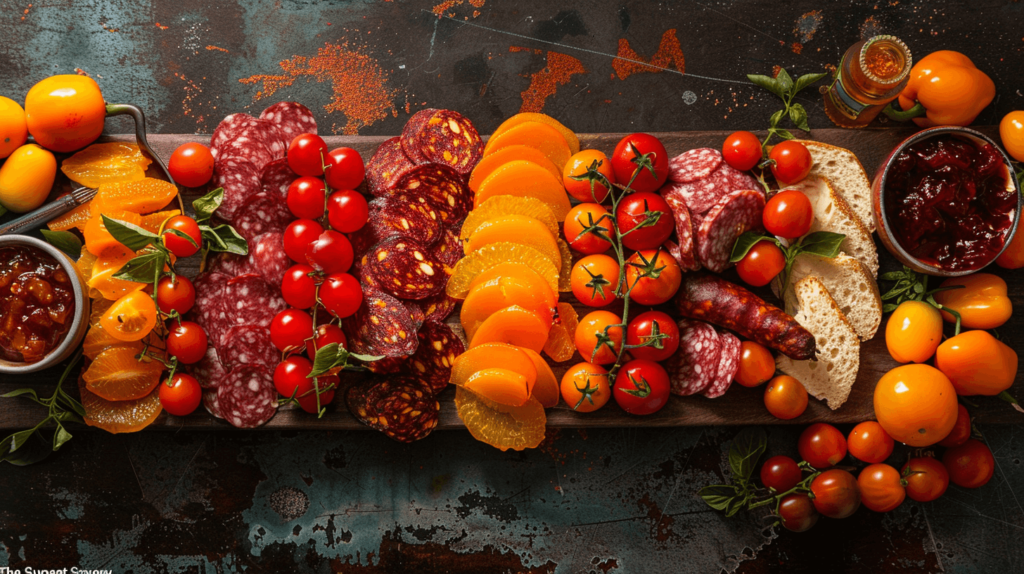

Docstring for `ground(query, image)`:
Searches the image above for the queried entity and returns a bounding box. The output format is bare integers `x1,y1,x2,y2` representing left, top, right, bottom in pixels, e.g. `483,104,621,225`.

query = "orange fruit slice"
100,291,158,342
521,348,560,408
88,245,145,301
455,386,546,451
447,243,559,299
92,178,177,215
80,375,162,433
475,160,572,220
451,342,538,388
543,303,579,362
83,327,144,361
484,121,574,170
469,305,552,353
61,142,152,189
463,368,533,407
469,145,563,192
467,262,555,295
465,214,562,270
488,113,580,156
557,239,572,293
83,210,144,256
461,274,556,340
49,201,92,232
82,345,166,401
139,209,181,233
460,195,559,241
76,247,100,296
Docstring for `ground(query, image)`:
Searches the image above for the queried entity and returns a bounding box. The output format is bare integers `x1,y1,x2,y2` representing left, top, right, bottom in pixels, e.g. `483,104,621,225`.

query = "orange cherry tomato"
799,423,847,469
0,96,28,159
938,403,971,447
735,341,775,387
570,254,620,307
563,149,615,203
0,143,57,214
764,375,808,420
999,110,1024,162
996,223,1024,269
933,274,1012,330
934,330,1017,396
624,248,681,306
100,291,158,342
857,463,906,513
902,457,949,502
25,75,106,153
942,439,995,489
873,364,958,447
560,361,611,412
564,203,613,255
574,310,623,365
885,301,943,364
847,421,895,464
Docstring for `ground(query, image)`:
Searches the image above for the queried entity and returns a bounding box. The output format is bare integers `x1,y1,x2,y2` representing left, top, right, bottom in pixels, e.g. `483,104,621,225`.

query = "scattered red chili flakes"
510,48,587,113
612,29,685,81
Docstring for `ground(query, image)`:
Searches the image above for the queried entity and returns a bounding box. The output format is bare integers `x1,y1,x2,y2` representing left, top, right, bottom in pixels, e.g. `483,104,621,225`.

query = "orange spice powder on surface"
510,47,586,113
612,29,685,81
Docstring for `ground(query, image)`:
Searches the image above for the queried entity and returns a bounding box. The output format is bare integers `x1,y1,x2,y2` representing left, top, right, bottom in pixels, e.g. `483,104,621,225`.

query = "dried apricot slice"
487,113,580,155
521,348,560,408
80,375,162,433
469,145,562,192
461,195,559,241
446,242,559,299
483,121,573,170
88,245,145,301
451,342,537,388
455,386,546,451
556,238,572,293
83,210,143,256
82,345,165,401
463,368,533,407
139,209,181,233
461,275,555,340
48,201,92,232
465,214,562,271
543,302,579,362
61,142,151,189
92,178,177,215
83,326,143,361
474,160,572,220
469,305,551,353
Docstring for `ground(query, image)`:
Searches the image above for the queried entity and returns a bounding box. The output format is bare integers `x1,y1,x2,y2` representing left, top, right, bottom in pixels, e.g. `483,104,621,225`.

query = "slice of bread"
783,253,882,341
787,175,879,277
776,276,860,410
795,140,876,232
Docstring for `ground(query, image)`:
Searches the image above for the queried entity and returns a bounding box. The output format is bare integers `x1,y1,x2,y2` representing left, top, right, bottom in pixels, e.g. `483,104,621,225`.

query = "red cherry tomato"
156,275,196,315
319,273,362,318
611,133,669,193
764,375,808,420
306,230,353,274
902,457,949,502
763,189,813,239
937,404,971,447
798,423,848,469
768,140,812,185
273,356,337,414
162,215,202,258
624,248,681,306
858,463,905,513
564,203,613,255
722,131,762,171
270,308,314,353
625,310,680,362
736,241,785,287
167,142,214,188
159,373,201,417
847,421,895,464
810,469,861,519
166,320,208,365
281,264,318,309
779,493,819,532
287,133,328,177
324,147,365,191
943,439,995,488
306,323,347,361
735,341,774,387
760,455,802,492
283,219,324,264
327,190,369,233
615,192,675,251
287,176,327,220
613,359,670,415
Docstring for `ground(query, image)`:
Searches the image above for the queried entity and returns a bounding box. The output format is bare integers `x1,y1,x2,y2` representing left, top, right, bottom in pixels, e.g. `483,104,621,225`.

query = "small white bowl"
0,235,89,374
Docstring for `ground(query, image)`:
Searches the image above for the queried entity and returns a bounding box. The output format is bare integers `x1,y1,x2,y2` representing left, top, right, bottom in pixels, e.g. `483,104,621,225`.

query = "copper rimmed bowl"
871,125,1022,277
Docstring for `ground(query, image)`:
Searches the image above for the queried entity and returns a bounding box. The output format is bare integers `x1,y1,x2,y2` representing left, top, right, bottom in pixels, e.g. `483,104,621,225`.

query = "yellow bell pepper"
885,51,995,128
933,273,1012,330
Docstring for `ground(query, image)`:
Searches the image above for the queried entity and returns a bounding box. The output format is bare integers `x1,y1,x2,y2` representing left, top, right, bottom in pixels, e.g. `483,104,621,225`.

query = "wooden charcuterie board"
2,127,1021,430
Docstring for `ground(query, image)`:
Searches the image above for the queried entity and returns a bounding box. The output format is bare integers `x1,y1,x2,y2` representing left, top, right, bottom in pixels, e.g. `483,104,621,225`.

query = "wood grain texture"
2,127,1020,430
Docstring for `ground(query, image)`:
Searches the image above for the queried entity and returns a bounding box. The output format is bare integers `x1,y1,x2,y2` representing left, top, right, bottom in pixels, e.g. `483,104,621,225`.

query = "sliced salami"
348,198,392,262
213,118,286,169
259,158,298,202
409,320,465,395
202,389,223,419
223,273,289,330
367,193,443,247
188,272,233,347
667,319,722,396
250,232,290,287
259,101,317,147
218,325,278,371
216,365,277,428
365,355,410,374
361,237,446,300
206,251,256,277
341,286,419,359
210,113,260,153
233,193,292,244
185,346,228,390
407,302,426,331
434,225,463,272
696,190,766,273
401,109,483,177
418,292,457,322
213,157,262,221
661,192,700,271
346,376,440,443
704,331,741,398
668,148,723,184
390,164,471,222
366,137,418,196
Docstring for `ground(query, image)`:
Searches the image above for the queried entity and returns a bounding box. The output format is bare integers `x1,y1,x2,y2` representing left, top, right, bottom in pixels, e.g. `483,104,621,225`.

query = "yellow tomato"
101,291,158,342
874,364,958,447
0,96,28,159
0,144,57,213
25,75,106,153
1000,111,1024,162
885,301,943,364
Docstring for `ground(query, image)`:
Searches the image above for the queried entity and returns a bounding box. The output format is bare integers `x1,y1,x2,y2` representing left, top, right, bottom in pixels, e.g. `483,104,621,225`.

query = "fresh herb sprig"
730,231,846,294
747,68,828,152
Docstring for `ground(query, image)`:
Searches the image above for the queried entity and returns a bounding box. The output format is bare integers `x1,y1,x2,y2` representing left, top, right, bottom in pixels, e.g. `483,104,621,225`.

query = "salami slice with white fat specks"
188,272,233,347
661,192,700,271
401,109,484,177
223,273,288,329
667,319,722,396
357,194,442,248
210,113,260,153
216,365,277,428
185,346,228,390
203,389,223,419
696,190,766,273
704,331,741,398
259,158,298,202
206,252,256,277
366,137,418,196
390,164,471,223
218,325,278,371
259,102,317,148
213,118,286,169
669,148,723,184
233,193,292,244
213,157,262,221
250,232,290,287
667,162,762,216
361,237,446,300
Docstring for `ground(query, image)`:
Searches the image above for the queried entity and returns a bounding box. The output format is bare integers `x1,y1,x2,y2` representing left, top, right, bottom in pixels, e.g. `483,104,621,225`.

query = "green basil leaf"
112,251,167,284
52,424,73,451
202,224,248,256
725,493,749,517
102,214,159,251
730,232,779,263
747,74,786,100
193,187,225,223
40,230,84,259
165,228,199,248
309,343,350,378
776,129,795,141
883,303,898,313
797,231,846,259
729,427,767,483
1,429,51,466
698,484,739,511
350,352,385,363
775,68,794,94
794,72,829,95
788,103,811,132
769,109,784,127
2,388,41,402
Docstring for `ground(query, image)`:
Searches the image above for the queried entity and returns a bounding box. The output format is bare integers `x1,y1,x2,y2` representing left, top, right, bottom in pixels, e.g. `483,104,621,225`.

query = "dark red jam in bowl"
0,245,76,363
885,135,1015,271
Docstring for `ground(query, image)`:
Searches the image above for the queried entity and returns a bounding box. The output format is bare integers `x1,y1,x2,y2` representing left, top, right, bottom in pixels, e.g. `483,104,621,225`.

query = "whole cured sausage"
674,273,816,360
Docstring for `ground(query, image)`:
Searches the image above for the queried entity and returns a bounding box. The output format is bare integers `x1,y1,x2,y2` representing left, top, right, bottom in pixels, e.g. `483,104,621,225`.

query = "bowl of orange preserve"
0,235,88,374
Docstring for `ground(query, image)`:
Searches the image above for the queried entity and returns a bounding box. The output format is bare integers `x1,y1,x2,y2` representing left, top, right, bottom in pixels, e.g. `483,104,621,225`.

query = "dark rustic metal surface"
1,0,1023,572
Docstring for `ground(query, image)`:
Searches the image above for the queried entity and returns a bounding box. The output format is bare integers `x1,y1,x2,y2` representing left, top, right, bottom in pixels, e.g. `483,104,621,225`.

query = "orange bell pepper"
933,273,1012,330
935,330,1017,396
885,51,995,128
997,224,1024,269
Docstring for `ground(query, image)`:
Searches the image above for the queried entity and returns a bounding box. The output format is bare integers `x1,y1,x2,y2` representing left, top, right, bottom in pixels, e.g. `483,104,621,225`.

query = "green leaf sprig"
730,230,845,293
747,69,828,152
40,230,84,259
878,266,965,334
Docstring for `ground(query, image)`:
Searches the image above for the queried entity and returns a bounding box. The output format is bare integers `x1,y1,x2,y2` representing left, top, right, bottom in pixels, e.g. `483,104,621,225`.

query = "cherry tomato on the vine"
162,215,202,258
306,230,353,275
570,254,620,307
847,421,895,464
288,133,328,177
281,264,318,309
616,192,675,251
735,341,774,387
287,176,327,220
156,275,196,315
779,493,819,532
324,147,365,191
560,361,611,412
159,373,202,417
938,404,971,448
166,320,208,365
167,142,214,188
613,359,670,415
625,310,679,362
563,149,615,203
799,423,848,469
611,133,669,193
810,469,860,519
319,273,362,318
768,140,812,185
624,248,681,306
764,375,808,420
327,189,369,233
574,310,623,365
760,455,802,493
283,219,324,264
763,189,813,239
564,203,613,255
736,241,785,287
270,308,314,353
306,323,347,361
902,457,949,502
273,356,337,414
722,131,763,172
858,463,905,513
943,439,995,488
